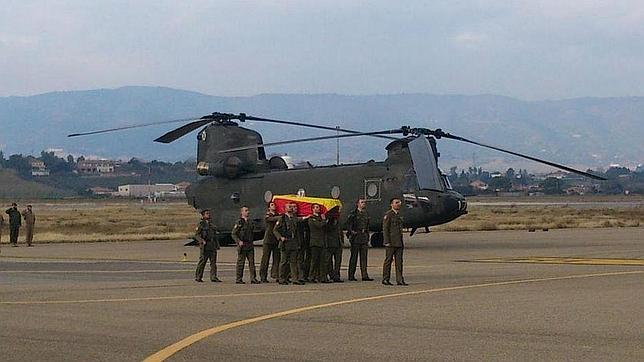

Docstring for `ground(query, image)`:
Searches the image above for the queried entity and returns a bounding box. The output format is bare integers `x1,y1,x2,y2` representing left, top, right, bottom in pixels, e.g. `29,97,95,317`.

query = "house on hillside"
29,159,50,176
76,160,117,175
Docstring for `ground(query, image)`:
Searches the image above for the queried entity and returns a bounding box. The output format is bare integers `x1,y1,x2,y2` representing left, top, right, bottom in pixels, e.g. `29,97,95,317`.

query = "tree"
542,177,563,194
489,176,512,192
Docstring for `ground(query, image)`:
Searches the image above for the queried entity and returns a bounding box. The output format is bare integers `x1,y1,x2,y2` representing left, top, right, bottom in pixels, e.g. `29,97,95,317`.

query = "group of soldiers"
194,197,407,286
1,203,36,252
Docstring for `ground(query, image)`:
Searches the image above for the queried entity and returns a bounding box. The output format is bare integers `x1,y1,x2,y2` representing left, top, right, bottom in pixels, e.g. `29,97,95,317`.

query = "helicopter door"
408,136,444,191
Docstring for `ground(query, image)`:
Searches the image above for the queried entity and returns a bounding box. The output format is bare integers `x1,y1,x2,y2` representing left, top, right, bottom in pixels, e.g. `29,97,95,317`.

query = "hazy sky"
1,0,642,99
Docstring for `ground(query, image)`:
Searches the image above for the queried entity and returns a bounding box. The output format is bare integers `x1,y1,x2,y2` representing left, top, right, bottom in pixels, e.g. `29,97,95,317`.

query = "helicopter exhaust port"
196,157,243,178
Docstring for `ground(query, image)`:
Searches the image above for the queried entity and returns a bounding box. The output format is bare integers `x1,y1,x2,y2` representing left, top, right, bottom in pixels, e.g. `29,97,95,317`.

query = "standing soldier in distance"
232,206,260,284
22,205,35,247
5,203,21,247
194,209,221,283
345,199,373,281
325,208,345,282
382,197,407,286
259,202,281,283
308,204,329,283
274,202,304,285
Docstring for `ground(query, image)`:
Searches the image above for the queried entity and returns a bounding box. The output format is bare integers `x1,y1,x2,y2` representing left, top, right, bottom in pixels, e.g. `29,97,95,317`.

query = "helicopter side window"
402,167,419,192
441,173,453,190
408,137,445,191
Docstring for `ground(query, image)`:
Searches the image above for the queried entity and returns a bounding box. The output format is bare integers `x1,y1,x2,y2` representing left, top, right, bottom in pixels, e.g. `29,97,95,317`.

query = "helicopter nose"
446,193,467,215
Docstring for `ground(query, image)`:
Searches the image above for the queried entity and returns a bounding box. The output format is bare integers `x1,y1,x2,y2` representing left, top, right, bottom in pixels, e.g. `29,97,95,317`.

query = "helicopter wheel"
370,232,384,248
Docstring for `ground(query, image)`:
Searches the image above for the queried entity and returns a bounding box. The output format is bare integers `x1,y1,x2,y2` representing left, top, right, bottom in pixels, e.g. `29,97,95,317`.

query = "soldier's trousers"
383,247,404,283
195,248,218,281
348,243,369,278
24,225,34,246
298,245,311,280
236,247,257,281
279,248,299,283
259,243,280,280
9,226,19,245
309,246,328,282
326,247,343,281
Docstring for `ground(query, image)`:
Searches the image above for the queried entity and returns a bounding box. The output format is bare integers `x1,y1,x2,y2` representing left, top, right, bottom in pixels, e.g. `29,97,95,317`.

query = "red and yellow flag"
272,195,342,216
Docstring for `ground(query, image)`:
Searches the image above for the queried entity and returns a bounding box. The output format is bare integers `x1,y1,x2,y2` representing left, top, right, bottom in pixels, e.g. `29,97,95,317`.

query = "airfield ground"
1,227,642,361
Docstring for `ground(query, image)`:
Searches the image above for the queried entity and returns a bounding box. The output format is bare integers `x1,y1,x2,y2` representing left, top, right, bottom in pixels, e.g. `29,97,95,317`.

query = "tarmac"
1,227,642,361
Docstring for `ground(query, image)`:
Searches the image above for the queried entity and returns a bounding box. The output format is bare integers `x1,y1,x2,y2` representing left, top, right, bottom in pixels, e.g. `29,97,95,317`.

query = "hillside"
0,169,74,199
1,87,642,169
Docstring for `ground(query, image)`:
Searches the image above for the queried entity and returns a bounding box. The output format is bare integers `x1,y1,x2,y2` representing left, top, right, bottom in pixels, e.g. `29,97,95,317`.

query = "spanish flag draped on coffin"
272,195,342,216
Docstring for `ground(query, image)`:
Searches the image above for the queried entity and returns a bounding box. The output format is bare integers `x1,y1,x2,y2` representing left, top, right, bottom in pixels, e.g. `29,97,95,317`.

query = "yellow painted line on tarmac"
143,270,643,362
0,290,314,305
0,269,230,274
469,257,644,266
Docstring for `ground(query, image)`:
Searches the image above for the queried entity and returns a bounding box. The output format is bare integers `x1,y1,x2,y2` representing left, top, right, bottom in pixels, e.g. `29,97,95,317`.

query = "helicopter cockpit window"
441,172,453,190
408,137,444,191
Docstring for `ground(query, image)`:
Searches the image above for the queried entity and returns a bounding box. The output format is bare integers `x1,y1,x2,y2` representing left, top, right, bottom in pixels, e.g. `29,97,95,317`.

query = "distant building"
469,180,488,191
117,183,183,198
29,159,50,176
77,160,116,175
88,186,115,196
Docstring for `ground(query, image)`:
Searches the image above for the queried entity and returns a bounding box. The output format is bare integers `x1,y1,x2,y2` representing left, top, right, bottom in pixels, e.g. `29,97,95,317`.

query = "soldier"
325,208,345,282
22,205,35,247
194,209,221,283
274,202,304,285
293,204,311,283
345,199,373,281
232,206,259,284
382,197,407,286
259,202,281,283
308,204,329,283
5,203,21,247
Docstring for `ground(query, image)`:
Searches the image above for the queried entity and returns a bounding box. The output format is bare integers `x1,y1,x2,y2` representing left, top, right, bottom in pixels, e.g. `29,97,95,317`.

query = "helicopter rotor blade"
241,114,399,140
67,117,200,138
218,128,404,153
153,118,215,143
437,132,606,180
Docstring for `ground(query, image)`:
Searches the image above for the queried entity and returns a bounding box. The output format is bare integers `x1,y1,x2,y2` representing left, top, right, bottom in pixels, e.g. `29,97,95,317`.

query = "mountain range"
1,86,642,171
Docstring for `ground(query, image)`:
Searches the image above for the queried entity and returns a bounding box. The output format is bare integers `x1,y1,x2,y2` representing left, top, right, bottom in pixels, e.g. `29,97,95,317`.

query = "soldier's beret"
199,209,210,215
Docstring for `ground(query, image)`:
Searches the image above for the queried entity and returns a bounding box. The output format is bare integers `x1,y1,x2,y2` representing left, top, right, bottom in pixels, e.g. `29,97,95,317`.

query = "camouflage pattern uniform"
232,218,258,283
382,209,405,284
274,214,301,284
22,208,35,247
346,208,371,280
325,217,344,282
5,207,21,246
259,211,281,281
195,218,220,282
308,214,328,283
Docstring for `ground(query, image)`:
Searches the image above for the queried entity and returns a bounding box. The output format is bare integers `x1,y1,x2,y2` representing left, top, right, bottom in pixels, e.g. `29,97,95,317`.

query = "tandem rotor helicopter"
69,112,605,246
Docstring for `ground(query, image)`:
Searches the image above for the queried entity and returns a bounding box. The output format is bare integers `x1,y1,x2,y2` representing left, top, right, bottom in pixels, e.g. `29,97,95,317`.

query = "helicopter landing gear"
370,232,384,248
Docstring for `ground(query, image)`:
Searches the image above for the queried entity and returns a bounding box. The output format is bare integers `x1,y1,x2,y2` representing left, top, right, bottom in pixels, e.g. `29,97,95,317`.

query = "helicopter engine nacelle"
197,156,243,178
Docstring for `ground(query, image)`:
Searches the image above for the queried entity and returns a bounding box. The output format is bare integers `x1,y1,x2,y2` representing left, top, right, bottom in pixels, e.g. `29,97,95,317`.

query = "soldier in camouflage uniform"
293,204,311,282
194,209,221,283
5,203,21,247
345,199,373,281
232,206,260,284
22,205,35,247
259,202,281,282
382,197,407,286
274,202,304,285
325,209,345,282
308,204,329,283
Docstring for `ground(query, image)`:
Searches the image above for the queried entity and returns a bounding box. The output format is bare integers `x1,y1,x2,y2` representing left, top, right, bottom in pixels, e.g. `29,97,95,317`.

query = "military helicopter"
69,112,605,246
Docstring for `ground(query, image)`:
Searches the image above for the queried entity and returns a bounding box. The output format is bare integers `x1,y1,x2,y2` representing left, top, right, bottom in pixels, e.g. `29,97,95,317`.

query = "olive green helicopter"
69,112,605,246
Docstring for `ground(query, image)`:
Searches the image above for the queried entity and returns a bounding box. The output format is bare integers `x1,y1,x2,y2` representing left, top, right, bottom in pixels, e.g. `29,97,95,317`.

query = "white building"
117,184,182,198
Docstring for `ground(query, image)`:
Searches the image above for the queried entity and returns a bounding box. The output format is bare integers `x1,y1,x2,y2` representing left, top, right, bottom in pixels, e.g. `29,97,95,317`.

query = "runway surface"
1,228,643,361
